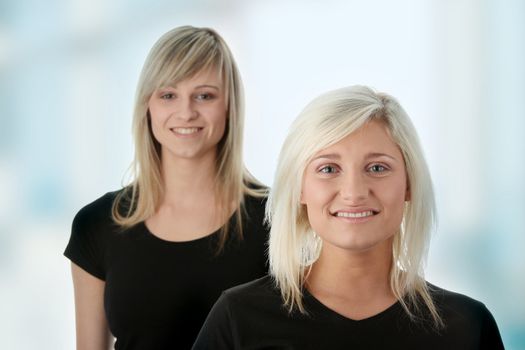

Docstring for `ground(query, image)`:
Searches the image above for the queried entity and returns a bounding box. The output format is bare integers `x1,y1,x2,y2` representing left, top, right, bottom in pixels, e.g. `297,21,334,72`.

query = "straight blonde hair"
267,85,443,328
112,26,265,250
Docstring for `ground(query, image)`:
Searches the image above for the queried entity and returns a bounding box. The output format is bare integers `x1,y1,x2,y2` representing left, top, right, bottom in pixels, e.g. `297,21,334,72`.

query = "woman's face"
301,120,409,255
147,68,227,162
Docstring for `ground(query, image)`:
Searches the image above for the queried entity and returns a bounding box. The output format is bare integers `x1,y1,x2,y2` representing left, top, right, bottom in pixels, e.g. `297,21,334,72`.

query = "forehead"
312,120,402,160
162,67,224,88
151,62,222,90
185,68,222,84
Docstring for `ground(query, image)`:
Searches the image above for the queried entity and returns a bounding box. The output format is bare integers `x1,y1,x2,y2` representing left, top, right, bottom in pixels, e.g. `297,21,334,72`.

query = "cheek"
147,106,167,143
212,107,227,125
301,178,334,209
148,112,162,136
147,103,163,127
217,113,227,133
380,180,407,220
150,102,169,120
210,114,227,144
300,177,316,205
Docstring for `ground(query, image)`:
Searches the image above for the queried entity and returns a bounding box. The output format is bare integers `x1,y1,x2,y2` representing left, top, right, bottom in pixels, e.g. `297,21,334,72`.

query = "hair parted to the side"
266,85,443,328
112,26,265,251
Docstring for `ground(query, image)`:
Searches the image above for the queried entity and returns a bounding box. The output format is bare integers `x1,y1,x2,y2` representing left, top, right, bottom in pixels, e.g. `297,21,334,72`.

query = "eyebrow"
311,152,399,162
366,152,398,161
163,84,221,90
195,84,220,90
311,153,341,161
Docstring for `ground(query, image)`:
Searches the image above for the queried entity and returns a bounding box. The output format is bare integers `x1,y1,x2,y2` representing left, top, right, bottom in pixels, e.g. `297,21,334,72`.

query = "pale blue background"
0,0,524,349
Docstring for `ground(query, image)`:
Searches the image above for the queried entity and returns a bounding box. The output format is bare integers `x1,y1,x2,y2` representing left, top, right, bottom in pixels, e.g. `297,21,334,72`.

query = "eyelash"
196,93,214,100
159,92,215,101
317,164,339,174
315,163,390,175
367,164,389,173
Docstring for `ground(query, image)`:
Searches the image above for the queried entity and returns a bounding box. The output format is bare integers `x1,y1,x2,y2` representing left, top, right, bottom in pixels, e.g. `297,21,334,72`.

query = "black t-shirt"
64,190,269,350
193,276,504,349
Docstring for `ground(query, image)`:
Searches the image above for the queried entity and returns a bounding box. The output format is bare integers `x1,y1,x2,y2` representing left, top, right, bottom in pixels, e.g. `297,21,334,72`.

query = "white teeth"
172,127,200,134
335,211,374,218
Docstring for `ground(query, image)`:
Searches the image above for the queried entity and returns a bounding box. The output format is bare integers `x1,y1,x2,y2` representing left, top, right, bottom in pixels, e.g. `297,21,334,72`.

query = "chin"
325,235,393,255
338,242,378,253
164,147,203,160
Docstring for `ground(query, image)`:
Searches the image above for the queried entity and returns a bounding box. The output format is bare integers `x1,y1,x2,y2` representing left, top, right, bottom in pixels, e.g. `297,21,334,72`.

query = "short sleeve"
480,304,505,350
64,197,110,280
192,292,236,349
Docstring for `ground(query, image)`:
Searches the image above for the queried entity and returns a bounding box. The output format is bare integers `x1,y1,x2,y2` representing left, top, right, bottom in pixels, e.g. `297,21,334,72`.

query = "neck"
307,238,394,302
160,148,218,205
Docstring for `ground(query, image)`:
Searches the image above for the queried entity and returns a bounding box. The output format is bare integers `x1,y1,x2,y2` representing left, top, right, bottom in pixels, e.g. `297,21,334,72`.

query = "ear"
300,190,306,204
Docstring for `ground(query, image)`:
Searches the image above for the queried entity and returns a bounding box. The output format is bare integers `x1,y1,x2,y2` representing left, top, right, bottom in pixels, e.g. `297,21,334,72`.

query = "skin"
148,68,227,163
145,67,230,242
301,120,409,320
71,68,230,348
71,264,112,350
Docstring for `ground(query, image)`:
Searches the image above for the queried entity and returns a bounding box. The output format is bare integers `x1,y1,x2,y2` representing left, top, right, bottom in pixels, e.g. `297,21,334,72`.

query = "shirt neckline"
139,220,225,245
136,195,256,245
303,287,403,325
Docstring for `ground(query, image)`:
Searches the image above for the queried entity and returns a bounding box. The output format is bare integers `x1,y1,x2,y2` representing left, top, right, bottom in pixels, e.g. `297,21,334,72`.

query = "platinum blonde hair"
267,85,442,327
113,26,265,250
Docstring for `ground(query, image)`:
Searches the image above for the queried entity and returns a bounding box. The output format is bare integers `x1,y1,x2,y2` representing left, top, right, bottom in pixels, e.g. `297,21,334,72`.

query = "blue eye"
368,164,387,173
319,165,338,174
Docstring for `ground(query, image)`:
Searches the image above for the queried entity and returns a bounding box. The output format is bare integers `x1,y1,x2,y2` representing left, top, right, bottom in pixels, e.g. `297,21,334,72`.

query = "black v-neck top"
192,276,504,349
65,190,269,349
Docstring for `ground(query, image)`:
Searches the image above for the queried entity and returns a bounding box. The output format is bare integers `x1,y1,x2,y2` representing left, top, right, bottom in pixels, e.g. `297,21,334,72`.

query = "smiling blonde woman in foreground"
193,85,504,349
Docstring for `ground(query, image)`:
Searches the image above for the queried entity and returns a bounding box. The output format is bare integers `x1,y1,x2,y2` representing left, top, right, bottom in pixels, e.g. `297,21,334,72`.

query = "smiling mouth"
170,127,202,135
332,210,379,218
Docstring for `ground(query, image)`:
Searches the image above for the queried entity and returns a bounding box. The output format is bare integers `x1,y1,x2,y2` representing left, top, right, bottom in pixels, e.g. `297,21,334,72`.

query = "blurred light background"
0,0,524,348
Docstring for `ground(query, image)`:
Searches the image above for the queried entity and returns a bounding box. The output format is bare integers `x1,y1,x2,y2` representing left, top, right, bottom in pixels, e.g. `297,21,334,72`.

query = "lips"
170,127,203,135
330,209,380,218
335,210,374,218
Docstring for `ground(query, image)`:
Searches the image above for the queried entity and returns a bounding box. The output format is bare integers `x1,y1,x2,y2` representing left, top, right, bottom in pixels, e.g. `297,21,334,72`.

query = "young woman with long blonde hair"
65,26,268,349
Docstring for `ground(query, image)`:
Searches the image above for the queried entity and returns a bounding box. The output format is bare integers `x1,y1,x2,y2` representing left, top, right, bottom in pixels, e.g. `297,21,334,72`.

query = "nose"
340,171,369,203
176,97,198,121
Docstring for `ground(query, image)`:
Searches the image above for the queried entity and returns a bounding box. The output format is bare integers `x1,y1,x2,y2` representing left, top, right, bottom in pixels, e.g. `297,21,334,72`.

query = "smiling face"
300,119,409,255
147,68,227,162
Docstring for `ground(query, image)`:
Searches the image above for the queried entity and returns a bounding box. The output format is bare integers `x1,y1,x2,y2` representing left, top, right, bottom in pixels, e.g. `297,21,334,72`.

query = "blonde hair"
113,26,265,250
267,85,443,327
